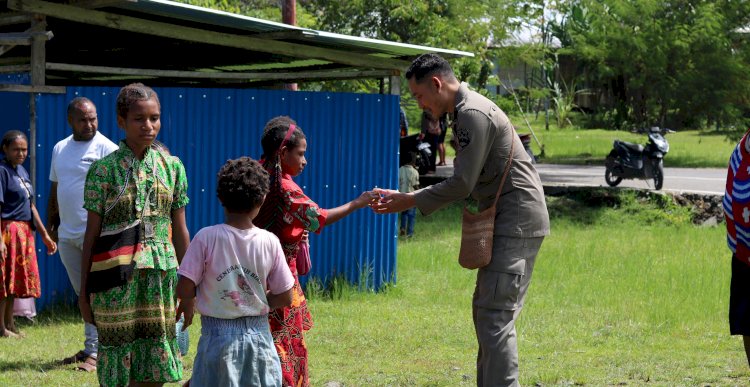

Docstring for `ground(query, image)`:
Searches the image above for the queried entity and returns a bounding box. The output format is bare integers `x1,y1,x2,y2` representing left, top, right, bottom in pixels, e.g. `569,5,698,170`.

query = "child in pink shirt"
177,157,294,387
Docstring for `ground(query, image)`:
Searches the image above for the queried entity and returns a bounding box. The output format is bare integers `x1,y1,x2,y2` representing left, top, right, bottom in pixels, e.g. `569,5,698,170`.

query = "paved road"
534,164,725,195
432,162,726,195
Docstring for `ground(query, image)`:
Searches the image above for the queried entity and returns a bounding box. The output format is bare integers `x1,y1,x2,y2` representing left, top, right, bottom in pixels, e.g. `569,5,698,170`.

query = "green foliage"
300,0,543,89
174,0,317,27
512,112,737,167
547,189,693,227
551,0,750,133
493,94,520,116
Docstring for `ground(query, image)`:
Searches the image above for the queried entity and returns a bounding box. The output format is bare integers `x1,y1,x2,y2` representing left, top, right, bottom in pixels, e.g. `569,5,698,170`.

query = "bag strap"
491,128,515,209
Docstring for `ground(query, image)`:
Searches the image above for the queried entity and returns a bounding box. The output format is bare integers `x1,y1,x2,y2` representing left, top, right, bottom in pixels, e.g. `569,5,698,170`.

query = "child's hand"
176,298,195,331
355,190,381,209
371,190,415,214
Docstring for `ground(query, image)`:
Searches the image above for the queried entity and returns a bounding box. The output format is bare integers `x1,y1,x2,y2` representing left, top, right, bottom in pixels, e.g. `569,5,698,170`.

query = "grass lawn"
510,114,738,168
1,192,747,386
408,112,738,169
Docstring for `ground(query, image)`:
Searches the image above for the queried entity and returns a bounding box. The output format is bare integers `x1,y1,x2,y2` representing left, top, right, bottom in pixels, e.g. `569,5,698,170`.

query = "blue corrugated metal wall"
0,74,30,135
26,86,399,310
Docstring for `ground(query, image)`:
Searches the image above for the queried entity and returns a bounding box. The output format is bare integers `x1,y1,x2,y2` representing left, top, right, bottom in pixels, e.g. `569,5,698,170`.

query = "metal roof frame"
0,0,473,90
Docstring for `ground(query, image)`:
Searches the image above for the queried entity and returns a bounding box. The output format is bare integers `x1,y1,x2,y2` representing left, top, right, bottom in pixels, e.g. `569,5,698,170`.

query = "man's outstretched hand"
370,188,416,214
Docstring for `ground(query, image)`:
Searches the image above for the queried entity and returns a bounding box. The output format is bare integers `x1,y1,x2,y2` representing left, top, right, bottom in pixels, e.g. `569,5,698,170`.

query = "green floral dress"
83,141,189,387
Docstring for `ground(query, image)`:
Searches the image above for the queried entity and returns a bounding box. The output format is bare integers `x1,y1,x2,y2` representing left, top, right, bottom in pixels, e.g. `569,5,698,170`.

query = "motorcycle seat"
615,140,643,154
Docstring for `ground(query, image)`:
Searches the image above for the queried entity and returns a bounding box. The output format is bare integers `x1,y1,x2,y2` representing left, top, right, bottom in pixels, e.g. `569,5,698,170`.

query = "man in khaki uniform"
374,53,549,386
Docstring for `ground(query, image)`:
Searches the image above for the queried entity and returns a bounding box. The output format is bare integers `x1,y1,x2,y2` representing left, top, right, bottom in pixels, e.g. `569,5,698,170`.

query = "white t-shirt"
49,132,118,240
178,224,294,320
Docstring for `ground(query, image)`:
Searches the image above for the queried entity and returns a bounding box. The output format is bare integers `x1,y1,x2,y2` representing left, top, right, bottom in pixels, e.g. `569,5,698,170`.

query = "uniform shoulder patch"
456,125,471,149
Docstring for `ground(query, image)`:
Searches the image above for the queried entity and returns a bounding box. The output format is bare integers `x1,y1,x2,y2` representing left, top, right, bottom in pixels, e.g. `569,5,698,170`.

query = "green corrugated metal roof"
114,0,474,59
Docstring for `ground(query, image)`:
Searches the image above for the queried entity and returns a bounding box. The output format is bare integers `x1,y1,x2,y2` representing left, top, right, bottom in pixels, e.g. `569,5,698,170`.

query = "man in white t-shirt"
47,97,118,372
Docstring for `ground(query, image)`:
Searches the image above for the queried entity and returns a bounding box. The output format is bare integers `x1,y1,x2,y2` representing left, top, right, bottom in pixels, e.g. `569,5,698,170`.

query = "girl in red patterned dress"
255,116,377,387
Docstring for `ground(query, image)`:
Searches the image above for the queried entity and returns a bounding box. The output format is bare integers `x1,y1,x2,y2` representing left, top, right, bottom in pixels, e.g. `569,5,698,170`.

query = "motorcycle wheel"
653,161,664,190
605,166,623,187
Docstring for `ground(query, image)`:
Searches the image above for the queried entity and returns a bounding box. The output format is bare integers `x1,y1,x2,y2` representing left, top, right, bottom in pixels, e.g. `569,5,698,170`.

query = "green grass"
1,191,747,386
511,114,737,168
305,194,748,386
408,112,737,168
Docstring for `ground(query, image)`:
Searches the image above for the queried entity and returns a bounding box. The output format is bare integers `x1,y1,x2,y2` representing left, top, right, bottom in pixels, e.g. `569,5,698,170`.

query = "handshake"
357,188,415,214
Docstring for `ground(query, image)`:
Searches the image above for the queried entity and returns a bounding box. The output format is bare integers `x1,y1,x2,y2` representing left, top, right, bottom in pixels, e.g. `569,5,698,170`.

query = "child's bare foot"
1,329,20,338
8,326,25,338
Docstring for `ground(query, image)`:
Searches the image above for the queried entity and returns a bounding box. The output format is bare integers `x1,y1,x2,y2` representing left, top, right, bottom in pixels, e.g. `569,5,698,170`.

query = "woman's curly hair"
216,157,270,213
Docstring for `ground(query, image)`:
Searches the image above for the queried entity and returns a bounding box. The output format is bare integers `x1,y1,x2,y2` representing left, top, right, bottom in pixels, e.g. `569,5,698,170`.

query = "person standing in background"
398,152,419,238
49,97,118,371
723,128,750,368
399,106,409,137
419,110,446,173
0,130,57,338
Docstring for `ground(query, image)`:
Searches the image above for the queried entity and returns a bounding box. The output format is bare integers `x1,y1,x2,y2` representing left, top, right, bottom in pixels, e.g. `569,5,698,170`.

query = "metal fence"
2,85,399,311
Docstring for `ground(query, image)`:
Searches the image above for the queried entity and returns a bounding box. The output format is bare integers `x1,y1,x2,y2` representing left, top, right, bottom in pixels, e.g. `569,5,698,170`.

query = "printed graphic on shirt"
216,265,266,308
16,176,31,198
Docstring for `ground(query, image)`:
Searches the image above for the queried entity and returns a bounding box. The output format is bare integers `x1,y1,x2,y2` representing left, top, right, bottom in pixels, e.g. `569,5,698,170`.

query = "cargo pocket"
473,238,527,311
473,260,526,311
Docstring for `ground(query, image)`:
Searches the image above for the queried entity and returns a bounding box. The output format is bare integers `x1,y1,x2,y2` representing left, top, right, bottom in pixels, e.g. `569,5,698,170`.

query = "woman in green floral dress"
78,83,190,387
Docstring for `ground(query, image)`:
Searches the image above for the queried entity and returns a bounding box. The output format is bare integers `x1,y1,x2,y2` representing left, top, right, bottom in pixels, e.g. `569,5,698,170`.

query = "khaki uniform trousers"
472,236,544,387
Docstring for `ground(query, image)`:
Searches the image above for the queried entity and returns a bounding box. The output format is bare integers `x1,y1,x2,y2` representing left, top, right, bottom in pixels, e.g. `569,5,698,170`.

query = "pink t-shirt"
178,224,294,319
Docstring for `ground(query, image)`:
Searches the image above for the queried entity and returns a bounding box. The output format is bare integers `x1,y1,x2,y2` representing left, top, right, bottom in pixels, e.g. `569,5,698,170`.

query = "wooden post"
29,14,46,187
388,75,400,96
281,0,297,91
30,15,45,86
29,93,37,187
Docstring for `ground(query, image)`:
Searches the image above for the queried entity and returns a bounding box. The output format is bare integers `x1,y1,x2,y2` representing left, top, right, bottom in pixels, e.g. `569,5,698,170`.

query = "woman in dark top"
420,111,448,172
0,130,57,337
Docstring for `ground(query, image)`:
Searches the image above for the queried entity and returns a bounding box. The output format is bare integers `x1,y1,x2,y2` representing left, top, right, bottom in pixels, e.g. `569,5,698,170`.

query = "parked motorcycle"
400,133,433,175
604,126,671,190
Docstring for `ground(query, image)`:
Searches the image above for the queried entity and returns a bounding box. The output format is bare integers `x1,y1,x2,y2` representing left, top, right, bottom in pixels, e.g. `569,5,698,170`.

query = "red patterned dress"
256,164,327,387
0,161,40,300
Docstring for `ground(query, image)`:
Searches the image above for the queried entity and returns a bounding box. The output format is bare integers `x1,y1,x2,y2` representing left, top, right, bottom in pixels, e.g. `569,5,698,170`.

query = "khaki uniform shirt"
414,83,550,238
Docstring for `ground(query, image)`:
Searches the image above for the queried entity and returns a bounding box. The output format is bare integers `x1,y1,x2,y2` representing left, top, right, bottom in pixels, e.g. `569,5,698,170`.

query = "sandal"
76,354,97,372
61,350,87,365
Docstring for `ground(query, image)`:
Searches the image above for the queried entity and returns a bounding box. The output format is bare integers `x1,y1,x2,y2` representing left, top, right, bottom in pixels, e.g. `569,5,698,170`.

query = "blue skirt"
190,314,282,387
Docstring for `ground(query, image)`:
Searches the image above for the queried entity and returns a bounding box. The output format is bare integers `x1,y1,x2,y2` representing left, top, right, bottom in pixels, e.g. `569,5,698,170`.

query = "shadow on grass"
546,189,616,225
414,190,619,227
17,300,81,327
0,358,65,373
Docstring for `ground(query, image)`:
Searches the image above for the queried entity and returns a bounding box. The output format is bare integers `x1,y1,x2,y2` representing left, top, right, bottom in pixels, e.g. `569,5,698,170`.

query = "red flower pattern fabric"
0,220,40,299
256,162,327,387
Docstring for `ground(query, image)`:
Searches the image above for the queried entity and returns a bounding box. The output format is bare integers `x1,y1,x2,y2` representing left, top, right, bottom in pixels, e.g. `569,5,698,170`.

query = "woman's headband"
280,123,296,151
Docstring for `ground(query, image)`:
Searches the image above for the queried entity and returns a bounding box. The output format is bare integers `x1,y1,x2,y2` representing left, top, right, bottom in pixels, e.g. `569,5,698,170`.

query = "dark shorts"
730,256,750,335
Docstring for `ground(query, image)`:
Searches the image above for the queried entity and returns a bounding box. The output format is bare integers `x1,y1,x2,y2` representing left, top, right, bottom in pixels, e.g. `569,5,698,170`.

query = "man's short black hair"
405,53,456,83
67,97,94,118
216,157,269,213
